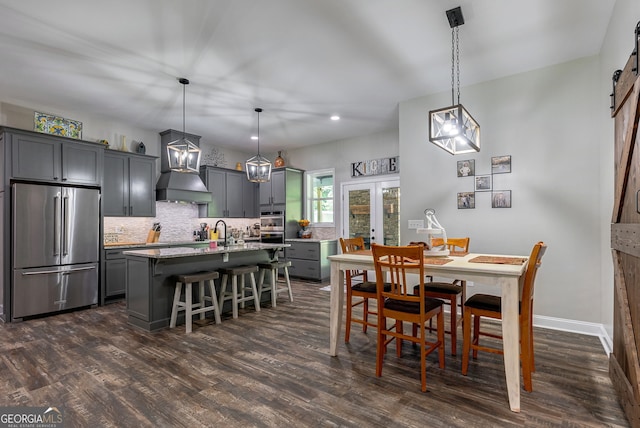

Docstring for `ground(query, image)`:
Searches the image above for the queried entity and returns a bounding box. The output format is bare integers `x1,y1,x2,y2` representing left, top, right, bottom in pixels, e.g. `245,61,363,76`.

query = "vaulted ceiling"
0,0,615,152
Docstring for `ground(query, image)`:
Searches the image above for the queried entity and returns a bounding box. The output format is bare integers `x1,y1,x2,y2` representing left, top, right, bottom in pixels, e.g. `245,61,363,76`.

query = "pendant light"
167,77,201,173
245,107,272,182
429,6,480,155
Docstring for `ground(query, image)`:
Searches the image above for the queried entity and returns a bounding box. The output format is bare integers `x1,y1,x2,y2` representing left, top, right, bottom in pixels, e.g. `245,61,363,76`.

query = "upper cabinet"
8,129,103,186
259,168,302,213
198,166,258,218
103,151,156,217
259,169,286,207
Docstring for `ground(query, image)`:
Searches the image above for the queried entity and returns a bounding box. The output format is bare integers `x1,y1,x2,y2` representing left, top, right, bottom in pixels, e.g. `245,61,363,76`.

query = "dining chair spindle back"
413,237,470,355
372,243,445,392
340,237,378,343
461,241,547,392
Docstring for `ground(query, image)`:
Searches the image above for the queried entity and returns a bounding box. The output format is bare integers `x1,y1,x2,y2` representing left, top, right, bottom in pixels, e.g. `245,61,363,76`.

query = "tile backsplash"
104,202,259,243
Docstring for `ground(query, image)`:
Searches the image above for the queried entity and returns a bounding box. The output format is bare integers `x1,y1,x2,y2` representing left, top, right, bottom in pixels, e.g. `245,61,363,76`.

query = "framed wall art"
491,155,511,174
492,190,512,208
457,159,475,177
457,192,475,209
474,174,492,192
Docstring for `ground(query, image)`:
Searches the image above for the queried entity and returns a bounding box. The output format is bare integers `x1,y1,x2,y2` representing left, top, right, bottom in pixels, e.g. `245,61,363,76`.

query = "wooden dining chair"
372,243,445,392
413,237,470,355
340,237,378,343
461,241,547,392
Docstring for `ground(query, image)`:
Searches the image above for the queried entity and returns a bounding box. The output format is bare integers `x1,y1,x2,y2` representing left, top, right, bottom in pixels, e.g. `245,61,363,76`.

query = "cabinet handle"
53,176,59,180
123,206,127,215
129,206,133,215
61,177,67,181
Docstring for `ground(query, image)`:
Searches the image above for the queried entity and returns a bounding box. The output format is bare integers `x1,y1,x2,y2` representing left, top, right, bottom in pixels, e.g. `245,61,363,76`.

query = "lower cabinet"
103,249,127,304
286,240,337,281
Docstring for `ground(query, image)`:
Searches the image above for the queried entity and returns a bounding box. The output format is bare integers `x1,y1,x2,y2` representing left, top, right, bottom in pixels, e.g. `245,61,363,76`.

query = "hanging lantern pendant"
246,107,272,182
167,78,202,173
428,6,480,155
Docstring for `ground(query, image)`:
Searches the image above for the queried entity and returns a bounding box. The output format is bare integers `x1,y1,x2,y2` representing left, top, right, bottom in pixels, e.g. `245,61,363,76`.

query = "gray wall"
400,55,602,324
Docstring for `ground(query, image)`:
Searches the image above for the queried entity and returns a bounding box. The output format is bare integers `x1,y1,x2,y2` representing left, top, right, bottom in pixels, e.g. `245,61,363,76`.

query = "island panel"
125,244,285,331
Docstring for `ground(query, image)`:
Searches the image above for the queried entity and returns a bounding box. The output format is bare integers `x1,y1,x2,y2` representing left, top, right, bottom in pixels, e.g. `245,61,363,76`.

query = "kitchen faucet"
214,220,228,247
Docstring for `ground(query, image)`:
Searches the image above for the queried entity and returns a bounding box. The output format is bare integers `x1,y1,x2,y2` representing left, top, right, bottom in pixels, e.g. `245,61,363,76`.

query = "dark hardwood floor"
0,279,629,427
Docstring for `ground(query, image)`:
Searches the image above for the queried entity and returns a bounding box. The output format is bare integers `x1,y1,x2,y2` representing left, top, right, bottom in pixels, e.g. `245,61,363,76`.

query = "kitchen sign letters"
351,156,399,177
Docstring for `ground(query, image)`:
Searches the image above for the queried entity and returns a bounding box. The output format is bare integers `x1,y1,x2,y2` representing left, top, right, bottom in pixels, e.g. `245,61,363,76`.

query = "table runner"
469,255,527,265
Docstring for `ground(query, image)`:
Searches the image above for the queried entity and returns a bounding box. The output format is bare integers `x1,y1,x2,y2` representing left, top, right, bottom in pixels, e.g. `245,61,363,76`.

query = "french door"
341,178,400,248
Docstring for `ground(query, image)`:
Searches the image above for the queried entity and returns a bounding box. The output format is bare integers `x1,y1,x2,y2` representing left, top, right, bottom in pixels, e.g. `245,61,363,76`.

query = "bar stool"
169,271,221,333
218,265,260,319
257,260,293,307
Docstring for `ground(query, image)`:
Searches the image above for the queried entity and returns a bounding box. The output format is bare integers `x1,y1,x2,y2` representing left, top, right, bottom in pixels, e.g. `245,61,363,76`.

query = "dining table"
327,250,529,413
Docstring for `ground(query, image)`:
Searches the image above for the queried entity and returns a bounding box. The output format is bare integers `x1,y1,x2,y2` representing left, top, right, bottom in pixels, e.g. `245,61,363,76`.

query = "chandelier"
245,107,272,182
167,78,201,172
429,6,480,155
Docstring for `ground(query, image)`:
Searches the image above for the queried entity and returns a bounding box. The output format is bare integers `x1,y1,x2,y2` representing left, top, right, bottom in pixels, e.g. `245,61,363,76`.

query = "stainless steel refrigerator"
12,183,100,321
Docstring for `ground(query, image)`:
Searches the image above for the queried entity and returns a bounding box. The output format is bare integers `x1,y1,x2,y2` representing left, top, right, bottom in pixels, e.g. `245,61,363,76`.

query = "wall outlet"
408,219,424,229
114,226,124,234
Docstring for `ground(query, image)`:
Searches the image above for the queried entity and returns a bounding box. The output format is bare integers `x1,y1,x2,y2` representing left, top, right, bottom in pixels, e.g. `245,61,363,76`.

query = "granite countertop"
104,237,260,250
123,242,289,259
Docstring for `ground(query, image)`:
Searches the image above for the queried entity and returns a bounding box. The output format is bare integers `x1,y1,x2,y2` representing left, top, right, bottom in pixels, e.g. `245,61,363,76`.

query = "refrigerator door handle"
63,266,96,274
21,266,97,276
63,194,70,256
53,194,60,256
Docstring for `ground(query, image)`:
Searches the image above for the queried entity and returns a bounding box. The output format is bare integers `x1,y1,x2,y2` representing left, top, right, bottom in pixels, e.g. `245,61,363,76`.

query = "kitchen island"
123,243,288,331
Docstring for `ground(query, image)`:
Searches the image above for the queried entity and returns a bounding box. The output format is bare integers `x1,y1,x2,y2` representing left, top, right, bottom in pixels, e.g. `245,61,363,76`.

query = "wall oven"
260,212,285,244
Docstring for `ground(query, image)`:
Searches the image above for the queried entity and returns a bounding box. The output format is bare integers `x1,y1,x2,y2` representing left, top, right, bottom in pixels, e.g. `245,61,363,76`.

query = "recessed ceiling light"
330,115,340,121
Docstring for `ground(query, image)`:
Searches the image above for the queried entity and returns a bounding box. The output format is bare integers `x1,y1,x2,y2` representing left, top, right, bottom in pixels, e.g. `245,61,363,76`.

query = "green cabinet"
8,129,103,186
103,151,156,217
199,166,258,218
259,167,303,240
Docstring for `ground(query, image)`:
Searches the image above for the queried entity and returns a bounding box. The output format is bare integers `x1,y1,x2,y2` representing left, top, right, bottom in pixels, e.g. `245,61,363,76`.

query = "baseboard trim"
533,315,612,355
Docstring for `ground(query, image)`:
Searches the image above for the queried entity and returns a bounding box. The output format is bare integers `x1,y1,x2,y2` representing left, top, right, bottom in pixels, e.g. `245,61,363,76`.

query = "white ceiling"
0,0,615,152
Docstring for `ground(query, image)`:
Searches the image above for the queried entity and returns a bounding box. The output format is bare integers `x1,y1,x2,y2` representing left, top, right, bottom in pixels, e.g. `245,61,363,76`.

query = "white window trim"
304,168,335,228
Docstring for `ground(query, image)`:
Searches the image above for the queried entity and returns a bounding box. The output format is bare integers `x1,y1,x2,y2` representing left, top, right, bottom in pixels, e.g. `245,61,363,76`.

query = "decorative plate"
34,111,82,139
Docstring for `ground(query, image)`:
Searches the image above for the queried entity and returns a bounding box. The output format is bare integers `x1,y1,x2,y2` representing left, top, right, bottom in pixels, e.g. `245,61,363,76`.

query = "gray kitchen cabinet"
226,170,244,217
9,129,103,186
199,166,257,218
259,168,287,208
103,249,126,302
103,151,156,217
242,178,258,217
286,240,337,281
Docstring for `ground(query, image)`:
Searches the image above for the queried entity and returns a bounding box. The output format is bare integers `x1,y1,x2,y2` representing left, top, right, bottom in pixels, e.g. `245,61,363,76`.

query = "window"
305,169,334,226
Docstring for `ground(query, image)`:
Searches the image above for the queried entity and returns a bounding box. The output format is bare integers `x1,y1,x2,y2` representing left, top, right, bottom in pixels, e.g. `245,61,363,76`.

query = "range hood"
156,129,212,203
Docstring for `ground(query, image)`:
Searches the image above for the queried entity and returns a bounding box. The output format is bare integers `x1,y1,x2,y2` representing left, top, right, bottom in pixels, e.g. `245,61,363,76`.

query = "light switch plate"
408,220,424,229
